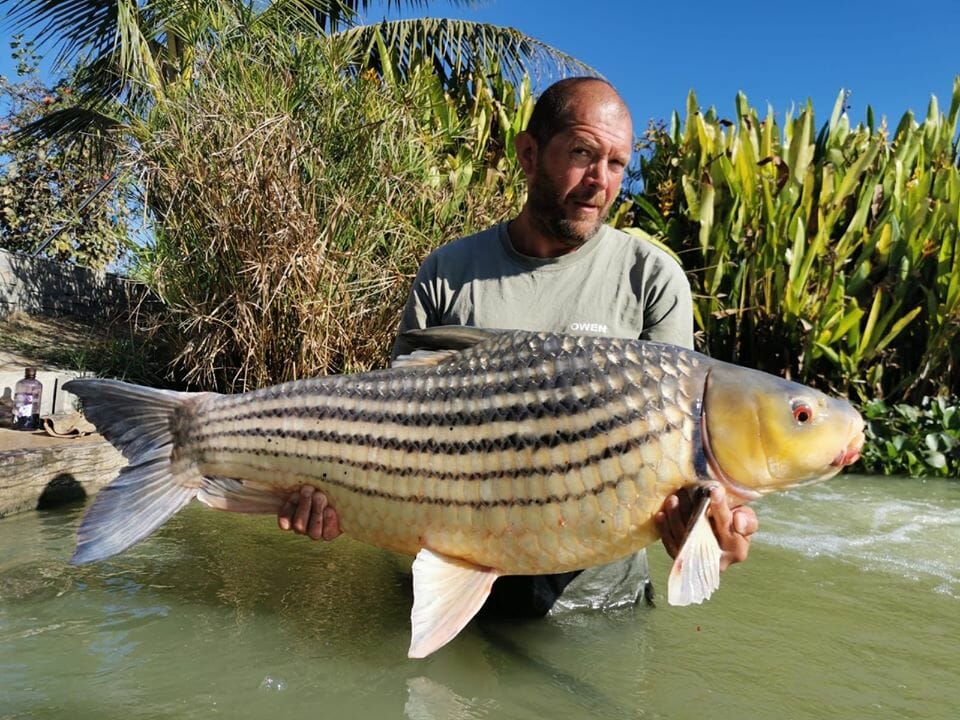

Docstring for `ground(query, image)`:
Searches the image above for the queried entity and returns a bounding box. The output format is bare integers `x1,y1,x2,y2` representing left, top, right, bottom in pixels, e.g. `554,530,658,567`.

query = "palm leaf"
335,18,597,88
2,0,120,70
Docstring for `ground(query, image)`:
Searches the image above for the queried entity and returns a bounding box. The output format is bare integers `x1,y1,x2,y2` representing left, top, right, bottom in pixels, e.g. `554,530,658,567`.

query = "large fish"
64,327,864,658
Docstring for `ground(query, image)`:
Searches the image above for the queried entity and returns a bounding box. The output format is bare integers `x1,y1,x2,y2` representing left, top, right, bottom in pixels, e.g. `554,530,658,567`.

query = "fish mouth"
831,429,864,467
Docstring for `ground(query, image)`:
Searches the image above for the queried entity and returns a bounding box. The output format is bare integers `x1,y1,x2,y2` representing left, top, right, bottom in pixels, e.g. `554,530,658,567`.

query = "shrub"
135,32,527,391
629,83,960,405
858,395,960,478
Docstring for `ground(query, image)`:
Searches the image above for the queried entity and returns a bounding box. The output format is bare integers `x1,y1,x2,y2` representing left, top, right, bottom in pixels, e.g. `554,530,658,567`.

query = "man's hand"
655,485,758,571
277,486,341,540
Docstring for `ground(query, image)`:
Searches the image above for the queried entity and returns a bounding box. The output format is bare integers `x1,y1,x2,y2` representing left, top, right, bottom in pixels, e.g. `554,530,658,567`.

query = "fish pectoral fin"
667,490,722,606
408,548,499,659
197,477,287,514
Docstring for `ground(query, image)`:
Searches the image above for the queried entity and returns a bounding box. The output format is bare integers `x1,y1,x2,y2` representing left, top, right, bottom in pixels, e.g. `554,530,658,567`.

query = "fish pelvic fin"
667,487,722,606
63,379,208,565
408,548,499,659
197,477,287,513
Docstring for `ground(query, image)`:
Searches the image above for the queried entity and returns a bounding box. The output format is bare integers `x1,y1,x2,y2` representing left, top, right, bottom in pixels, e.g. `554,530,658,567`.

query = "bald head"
526,77,632,146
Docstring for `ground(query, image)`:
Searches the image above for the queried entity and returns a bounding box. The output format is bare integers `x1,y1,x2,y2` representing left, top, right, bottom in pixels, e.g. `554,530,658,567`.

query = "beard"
527,164,608,248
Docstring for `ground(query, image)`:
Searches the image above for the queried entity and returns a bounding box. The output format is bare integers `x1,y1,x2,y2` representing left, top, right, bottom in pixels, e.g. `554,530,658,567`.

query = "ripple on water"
756,475,960,597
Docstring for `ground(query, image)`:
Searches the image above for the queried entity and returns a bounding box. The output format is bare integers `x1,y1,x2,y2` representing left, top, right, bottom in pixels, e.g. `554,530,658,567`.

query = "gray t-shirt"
393,221,694,615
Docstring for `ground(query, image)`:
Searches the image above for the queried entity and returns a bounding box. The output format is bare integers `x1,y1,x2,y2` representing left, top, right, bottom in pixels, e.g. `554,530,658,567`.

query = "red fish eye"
792,402,814,424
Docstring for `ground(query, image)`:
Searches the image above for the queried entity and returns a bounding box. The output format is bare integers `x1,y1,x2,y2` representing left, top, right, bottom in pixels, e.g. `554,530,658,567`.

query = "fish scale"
63,327,865,658
166,333,702,574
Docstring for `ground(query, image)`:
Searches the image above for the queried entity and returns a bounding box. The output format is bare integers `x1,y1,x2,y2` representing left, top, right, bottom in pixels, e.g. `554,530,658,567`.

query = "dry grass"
0,310,172,384
0,312,95,369
133,35,523,392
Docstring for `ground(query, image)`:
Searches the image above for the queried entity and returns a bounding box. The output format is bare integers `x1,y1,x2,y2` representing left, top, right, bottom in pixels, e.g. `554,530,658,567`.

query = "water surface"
2,474,958,719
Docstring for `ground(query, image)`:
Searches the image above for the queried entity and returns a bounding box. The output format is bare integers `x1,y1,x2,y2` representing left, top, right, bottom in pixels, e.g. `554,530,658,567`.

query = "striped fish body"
64,327,864,657
190,331,703,576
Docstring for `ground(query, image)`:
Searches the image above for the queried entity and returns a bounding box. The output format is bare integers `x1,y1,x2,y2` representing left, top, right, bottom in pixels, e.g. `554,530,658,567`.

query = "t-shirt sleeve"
637,251,694,350
390,252,443,359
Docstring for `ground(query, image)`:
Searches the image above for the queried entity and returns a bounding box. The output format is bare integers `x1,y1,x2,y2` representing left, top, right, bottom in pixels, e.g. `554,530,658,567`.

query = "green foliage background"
629,85,959,408
133,31,530,390
0,37,131,269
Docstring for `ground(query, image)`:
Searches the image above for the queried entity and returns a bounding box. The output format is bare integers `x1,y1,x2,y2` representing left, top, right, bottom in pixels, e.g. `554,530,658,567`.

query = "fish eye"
791,401,814,424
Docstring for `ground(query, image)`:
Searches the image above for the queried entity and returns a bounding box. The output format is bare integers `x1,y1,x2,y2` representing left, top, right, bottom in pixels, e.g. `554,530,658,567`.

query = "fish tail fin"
63,378,208,565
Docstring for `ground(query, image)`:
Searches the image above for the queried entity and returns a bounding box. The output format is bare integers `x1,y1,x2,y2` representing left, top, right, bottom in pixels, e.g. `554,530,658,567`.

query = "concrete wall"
0,248,151,318
0,249,160,419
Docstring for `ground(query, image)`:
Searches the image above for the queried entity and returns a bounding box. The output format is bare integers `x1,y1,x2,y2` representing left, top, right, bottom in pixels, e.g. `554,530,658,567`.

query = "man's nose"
584,160,609,190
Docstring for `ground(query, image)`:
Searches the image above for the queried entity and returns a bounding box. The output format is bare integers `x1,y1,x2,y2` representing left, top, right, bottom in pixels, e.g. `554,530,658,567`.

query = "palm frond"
13,105,125,163
309,1,477,32
2,0,120,70
335,18,598,89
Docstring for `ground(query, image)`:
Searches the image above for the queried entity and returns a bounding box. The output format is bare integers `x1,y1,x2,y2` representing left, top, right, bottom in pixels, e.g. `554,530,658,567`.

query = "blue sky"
2,0,958,133
359,0,960,133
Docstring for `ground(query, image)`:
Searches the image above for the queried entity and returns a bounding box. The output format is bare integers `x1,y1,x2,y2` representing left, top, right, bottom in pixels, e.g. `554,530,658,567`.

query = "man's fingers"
733,507,759,537
322,506,341,540
707,485,733,531
277,486,342,541
292,486,315,534
657,490,695,558
277,491,299,531
306,491,328,540
706,485,757,570
659,494,682,555
654,509,673,555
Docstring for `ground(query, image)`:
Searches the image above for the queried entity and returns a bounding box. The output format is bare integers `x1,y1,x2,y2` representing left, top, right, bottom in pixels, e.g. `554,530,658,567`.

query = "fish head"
701,363,865,500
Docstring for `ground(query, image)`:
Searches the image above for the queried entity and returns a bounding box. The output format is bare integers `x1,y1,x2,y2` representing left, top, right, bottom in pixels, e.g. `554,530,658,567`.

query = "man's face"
526,100,633,249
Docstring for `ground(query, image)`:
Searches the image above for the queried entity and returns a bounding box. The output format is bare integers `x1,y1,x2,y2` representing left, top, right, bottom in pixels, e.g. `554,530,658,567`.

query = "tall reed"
631,81,960,404
134,32,528,391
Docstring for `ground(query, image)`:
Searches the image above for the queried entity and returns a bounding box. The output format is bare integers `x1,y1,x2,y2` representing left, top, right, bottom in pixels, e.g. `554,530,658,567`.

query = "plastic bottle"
13,367,43,431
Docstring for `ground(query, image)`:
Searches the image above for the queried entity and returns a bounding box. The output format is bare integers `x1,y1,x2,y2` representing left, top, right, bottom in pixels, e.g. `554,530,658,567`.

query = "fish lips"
831,431,865,467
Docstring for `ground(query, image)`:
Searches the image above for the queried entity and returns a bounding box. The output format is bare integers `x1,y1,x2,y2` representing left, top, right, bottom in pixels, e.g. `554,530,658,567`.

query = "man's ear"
514,130,538,176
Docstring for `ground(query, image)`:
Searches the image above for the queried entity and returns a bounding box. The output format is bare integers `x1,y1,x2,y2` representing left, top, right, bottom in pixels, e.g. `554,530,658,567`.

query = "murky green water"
2,474,958,719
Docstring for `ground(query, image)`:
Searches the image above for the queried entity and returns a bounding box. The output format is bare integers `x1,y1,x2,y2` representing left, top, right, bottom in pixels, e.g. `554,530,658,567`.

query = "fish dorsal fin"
392,327,502,369
403,326,500,351
667,488,722,606
391,349,463,369
408,548,499,658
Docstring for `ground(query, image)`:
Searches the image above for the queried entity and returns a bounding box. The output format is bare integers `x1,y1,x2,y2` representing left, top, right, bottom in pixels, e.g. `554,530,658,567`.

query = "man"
279,77,758,616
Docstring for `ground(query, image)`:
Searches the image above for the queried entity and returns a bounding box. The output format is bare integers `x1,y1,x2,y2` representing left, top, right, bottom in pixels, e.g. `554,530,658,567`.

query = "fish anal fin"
197,477,287,513
667,489,722,606
408,548,499,659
